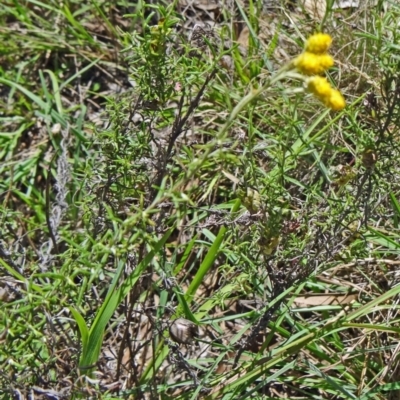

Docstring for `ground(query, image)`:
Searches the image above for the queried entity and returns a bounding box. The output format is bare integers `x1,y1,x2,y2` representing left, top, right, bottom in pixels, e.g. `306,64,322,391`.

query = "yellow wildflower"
318,54,335,71
306,77,346,111
293,52,334,75
307,76,332,97
305,33,332,54
324,89,346,111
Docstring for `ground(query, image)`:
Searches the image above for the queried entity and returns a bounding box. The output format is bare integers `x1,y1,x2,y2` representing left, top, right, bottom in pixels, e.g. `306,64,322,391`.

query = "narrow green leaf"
175,291,199,324
185,199,241,303
69,307,89,354
0,77,48,109
367,227,400,249
0,258,43,294
45,70,63,114
390,192,400,228
79,228,173,371
345,284,400,321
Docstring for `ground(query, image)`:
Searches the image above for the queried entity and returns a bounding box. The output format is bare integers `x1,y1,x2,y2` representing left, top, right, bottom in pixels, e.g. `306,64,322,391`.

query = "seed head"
169,318,198,344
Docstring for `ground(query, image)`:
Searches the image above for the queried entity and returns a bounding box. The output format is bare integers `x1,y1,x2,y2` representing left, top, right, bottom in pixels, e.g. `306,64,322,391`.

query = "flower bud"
169,318,199,344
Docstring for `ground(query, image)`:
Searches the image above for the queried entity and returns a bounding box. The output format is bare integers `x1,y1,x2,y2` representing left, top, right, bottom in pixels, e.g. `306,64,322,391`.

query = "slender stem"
187,64,292,178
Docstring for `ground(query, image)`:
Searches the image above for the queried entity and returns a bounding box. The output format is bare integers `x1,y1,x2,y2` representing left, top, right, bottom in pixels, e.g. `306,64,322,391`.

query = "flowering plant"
292,33,345,111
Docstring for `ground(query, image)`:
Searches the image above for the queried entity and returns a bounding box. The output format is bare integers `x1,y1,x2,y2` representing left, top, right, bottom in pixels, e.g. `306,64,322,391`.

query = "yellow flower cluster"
294,52,334,76
293,33,333,75
307,76,346,111
305,33,332,54
292,33,345,111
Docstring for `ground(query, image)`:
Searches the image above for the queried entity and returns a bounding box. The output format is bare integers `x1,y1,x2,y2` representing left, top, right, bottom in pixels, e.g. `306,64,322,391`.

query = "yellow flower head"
307,76,332,97
306,77,346,111
318,54,335,70
305,33,332,54
324,89,346,111
293,52,334,75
